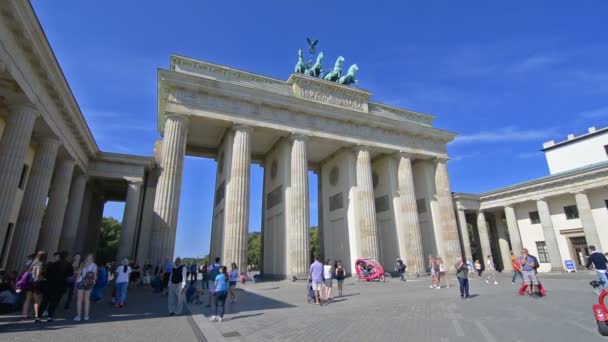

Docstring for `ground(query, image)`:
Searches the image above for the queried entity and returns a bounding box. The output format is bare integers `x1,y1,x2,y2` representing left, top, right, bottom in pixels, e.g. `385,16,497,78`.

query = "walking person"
395,256,406,281
467,259,474,277
209,266,229,322
201,262,209,290
474,260,483,277
228,263,239,303
74,254,97,321
206,257,221,307
90,261,109,303
143,262,152,287
190,262,198,285
31,251,48,323
485,255,498,285
335,261,345,297
64,253,80,309
310,256,324,305
113,259,131,308
129,261,141,288
428,256,438,289
511,253,523,284
41,251,72,321
455,257,470,299
161,257,172,295
437,256,450,288
323,259,333,301
167,257,187,316
587,245,608,288
16,259,35,320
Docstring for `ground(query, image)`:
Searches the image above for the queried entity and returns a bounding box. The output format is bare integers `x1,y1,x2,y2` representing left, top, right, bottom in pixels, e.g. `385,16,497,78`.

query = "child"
239,272,247,286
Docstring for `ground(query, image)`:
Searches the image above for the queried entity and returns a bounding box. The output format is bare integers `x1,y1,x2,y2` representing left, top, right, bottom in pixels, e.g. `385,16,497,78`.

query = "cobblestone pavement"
1,272,606,341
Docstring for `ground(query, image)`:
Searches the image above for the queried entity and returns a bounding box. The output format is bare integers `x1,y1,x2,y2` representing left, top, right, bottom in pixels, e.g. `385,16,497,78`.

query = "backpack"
81,269,96,290
16,270,33,292
209,264,220,280
531,255,540,269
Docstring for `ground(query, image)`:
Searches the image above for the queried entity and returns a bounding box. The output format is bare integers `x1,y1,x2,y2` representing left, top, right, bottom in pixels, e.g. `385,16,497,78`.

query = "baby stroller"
306,278,315,304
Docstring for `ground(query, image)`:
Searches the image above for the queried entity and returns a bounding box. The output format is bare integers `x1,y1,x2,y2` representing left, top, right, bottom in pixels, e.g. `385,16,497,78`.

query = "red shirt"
512,258,522,272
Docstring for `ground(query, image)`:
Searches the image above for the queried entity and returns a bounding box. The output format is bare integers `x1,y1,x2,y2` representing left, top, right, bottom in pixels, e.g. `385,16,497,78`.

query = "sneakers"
209,315,217,322
84,316,89,321
34,317,40,323
493,281,499,285
46,317,53,322
217,317,223,322
73,316,81,321
484,279,489,284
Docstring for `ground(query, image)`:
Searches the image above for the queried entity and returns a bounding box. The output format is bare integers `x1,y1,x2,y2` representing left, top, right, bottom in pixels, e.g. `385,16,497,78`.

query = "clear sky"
31,1,608,258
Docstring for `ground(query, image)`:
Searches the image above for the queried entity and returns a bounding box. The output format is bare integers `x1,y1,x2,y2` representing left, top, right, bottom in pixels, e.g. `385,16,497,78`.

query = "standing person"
455,257,470,299
519,249,539,296
64,253,80,310
228,263,239,303
395,256,406,281
587,245,608,288
130,261,141,288
428,256,437,289
201,262,209,290
437,256,450,288
143,262,152,287
16,261,35,320
113,259,131,308
91,261,108,303
309,256,324,305
323,259,333,301
511,253,523,284
74,254,97,321
209,266,229,322
190,262,198,285
335,261,345,297
467,259,474,277
474,260,483,277
162,257,173,295
206,257,221,307
41,251,72,321
167,257,187,316
30,251,47,323
485,255,498,285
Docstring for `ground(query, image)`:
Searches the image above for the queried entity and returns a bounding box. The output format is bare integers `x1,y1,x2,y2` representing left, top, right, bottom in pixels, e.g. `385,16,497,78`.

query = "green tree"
247,232,261,267
96,217,121,263
310,226,319,261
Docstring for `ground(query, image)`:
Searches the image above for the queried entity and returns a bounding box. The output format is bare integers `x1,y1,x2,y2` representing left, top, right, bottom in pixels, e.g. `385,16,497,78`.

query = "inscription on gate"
329,192,343,212
266,185,283,209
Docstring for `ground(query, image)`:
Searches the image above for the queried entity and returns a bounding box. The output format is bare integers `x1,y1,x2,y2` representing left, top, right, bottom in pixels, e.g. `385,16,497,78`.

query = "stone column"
222,125,252,272
117,180,143,261
434,158,462,267
0,103,38,250
37,159,75,253
476,211,492,260
84,195,106,254
7,137,60,272
58,173,88,253
136,169,159,264
536,198,562,270
455,203,473,262
73,185,93,253
574,190,602,250
504,205,523,256
495,214,512,271
354,146,380,261
150,113,189,263
396,153,424,274
287,134,309,277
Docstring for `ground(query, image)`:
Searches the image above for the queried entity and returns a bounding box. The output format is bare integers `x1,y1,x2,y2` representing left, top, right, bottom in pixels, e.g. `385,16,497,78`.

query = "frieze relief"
289,74,370,112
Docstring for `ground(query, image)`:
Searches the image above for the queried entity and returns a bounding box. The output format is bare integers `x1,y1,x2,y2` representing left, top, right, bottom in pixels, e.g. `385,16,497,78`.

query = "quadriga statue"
338,64,358,86
323,56,344,82
306,52,324,78
294,49,306,74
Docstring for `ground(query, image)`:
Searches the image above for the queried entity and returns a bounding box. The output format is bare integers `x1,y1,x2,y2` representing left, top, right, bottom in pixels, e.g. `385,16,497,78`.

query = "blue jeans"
214,291,228,318
597,271,608,288
115,282,128,304
457,277,469,298
512,270,523,283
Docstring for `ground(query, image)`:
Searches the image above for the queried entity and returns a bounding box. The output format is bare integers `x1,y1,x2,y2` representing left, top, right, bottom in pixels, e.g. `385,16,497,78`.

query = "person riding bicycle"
587,245,608,289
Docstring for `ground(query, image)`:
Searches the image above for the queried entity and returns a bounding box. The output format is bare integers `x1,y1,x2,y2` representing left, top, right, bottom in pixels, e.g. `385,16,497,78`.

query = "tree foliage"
96,217,121,264
247,232,261,267
310,227,319,260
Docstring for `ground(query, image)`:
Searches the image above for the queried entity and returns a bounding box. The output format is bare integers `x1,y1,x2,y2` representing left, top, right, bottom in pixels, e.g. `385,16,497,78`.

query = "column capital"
456,202,466,211
433,156,449,164
165,112,190,123
232,124,253,133
394,151,415,161
126,178,144,186
572,189,587,196
353,145,371,154
7,100,39,118
34,136,61,147
288,133,308,142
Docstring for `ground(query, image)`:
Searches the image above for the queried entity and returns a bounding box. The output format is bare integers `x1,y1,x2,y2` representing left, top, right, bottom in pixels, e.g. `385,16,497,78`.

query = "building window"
535,241,550,263
18,164,29,190
529,211,540,224
564,205,579,220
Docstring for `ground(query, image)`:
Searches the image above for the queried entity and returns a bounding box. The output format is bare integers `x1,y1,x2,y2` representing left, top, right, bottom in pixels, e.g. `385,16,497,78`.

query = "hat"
121,258,129,265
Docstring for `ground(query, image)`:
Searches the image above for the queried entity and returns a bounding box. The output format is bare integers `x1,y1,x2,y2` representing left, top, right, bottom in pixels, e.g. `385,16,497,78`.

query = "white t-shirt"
115,266,132,283
323,265,332,280
77,263,97,282
487,260,495,271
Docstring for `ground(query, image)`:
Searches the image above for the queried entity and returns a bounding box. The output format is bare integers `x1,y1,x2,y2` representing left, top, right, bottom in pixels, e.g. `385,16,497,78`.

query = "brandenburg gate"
153,54,461,278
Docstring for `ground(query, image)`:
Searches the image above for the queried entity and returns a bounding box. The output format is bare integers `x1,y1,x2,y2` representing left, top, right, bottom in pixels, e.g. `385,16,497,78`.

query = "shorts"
522,270,538,285
229,281,237,288
311,281,323,291
439,271,446,276
208,281,215,290
324,279,333,287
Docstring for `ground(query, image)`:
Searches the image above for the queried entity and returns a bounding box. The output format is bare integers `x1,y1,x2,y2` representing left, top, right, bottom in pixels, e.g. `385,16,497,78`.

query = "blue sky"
31,1,608,258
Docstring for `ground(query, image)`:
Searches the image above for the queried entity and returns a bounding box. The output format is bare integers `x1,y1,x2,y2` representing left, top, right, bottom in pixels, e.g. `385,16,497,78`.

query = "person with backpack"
206,257,221,307
587,245,608,288
74,254,97,321
395,256,406,281
168,257,187,316
113,259,131,308
334,261,345,297
16,258,35,320
41,251,73,321
31,251,48,323
519,248,539,296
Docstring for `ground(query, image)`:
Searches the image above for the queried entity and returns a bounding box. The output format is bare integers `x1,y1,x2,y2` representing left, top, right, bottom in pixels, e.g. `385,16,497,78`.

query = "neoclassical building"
454,126,608,272
1,1,468,278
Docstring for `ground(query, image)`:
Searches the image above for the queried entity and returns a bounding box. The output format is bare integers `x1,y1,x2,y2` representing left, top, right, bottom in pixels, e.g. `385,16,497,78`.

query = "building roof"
542,126,608,152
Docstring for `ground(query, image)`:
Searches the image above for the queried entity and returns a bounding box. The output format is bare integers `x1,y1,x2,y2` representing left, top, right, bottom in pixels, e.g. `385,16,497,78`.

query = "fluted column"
456,203,473,262
434,158,462,267
7,138,60,272
396,153,424,274
0,104,38,250
136,169,159,264
84,195,106,254
58,173,88,253
476,211,492,260
536,198,562,270
150,113,189,262
574,190,602,250
495,214,512,271
37,159,75,253
504,205,523,256
354,147,380,261
287,134,310,277
117,180,143,261
222,125,252,272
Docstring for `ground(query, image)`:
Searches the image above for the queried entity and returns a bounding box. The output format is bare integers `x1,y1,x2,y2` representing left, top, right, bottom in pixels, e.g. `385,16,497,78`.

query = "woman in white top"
228,263,239,303
114,259,132,308
485,255,498,285
437,256,450,289
74,254,97,321
323,259,333,301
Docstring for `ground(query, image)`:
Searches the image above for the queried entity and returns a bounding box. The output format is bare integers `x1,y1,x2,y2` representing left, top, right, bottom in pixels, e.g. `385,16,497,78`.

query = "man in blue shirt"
587,245,608,288
310,255,324,305
518,249,539,296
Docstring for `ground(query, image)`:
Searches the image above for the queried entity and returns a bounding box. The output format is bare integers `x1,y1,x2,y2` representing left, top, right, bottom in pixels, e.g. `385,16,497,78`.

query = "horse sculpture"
306,52,324,77
338,64,358,86
323,56,344,82
294,49,306,74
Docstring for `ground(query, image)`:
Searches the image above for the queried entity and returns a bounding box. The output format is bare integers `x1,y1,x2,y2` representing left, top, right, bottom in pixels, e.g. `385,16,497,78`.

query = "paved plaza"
0,272,606,341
